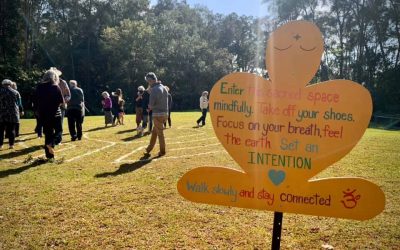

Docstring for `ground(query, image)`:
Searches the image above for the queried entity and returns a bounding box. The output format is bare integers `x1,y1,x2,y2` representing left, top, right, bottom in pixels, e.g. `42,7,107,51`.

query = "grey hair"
2,79,12,86
10,82,17,89
145,72,157,81
42,70,60,84
69,80,77,87
102,91,110,98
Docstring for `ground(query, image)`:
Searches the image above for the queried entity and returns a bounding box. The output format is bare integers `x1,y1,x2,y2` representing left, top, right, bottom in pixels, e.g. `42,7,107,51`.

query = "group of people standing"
101,89,125,127
0,80,24,149
33,68,85,158
1,68,209,160
101,72,172,157
0,67,85,159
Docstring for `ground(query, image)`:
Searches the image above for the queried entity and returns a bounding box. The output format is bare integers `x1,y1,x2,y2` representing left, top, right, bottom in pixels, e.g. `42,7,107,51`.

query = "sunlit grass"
0,113,399,249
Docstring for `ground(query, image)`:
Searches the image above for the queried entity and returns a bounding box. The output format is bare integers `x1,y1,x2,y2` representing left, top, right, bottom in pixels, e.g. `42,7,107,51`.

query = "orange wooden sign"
177,21,385,220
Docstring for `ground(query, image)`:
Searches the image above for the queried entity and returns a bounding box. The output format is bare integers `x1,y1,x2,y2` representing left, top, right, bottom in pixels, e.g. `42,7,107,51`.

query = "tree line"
0,0,399,115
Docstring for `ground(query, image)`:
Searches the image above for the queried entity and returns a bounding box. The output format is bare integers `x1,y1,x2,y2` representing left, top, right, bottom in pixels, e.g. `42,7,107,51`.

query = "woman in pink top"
101,91,113,127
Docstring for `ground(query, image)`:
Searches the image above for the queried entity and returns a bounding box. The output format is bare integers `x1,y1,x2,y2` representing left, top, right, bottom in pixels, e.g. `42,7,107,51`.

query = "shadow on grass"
117,129,136,134
84,126,110,132
16,136,37,142
0,158,49,178
95,155,161,178
0,145,43,159
121,134,147,142
19,132,36,136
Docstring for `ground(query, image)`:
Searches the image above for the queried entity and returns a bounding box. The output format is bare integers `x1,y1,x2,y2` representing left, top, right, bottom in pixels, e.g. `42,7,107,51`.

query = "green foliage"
1,0,399,114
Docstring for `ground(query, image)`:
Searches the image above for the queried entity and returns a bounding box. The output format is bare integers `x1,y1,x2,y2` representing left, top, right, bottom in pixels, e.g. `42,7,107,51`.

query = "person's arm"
169,94,173,109
81,89,84,104
57,86,65,107
16,92,24,115
63,81,71,103
148,89,156,110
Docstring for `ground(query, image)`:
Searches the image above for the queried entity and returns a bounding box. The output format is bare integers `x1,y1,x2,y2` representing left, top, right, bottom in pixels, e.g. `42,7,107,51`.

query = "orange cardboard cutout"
177,21,385,220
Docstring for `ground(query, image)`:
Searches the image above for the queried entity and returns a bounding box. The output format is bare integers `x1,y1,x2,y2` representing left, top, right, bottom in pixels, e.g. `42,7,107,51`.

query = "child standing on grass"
101,91,113,127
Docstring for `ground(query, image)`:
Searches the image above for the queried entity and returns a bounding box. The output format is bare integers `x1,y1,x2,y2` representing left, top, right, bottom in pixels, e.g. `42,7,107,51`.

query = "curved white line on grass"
117,150,226,164
112,146,147,164
4,142,77,163
16,136,29,149
168,137,217,145
66,134,116,162
170,143,221,151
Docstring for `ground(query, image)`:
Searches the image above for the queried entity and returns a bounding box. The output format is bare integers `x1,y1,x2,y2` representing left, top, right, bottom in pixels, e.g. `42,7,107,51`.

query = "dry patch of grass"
0,113,399,249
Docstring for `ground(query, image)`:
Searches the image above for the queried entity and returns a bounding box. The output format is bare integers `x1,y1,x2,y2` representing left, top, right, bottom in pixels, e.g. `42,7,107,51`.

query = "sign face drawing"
177,21,385,220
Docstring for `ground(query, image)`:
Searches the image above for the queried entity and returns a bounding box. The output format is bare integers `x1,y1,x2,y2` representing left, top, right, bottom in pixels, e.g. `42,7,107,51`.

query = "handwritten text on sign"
177,21,385,220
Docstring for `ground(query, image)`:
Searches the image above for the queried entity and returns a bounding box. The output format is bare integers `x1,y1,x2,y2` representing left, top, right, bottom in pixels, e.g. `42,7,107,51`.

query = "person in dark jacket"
10,82,24,137
163,86,173,128
141,86,152,133
67,80,85,141
135,85,145,130
35,70,65,159
0,79,19,149
111,88,122,126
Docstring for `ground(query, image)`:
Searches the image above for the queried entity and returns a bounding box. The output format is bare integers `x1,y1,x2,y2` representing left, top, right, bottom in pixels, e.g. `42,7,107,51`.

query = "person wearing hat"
143,72,169,157
49,67,70,144
196,91,209,127
0,79,20,149
35,70,65,159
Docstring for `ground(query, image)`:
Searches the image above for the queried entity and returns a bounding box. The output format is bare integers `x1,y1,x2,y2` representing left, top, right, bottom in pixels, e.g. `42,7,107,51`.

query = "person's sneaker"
157,152,166,157
71,137,77,141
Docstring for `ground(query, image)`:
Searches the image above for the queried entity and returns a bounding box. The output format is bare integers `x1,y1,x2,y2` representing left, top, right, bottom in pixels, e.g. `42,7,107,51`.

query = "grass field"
0,112,399,249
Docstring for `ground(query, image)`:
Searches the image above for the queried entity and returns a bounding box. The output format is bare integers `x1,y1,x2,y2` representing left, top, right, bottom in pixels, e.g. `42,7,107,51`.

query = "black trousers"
67,109,83,140
142,111,153,131
196,109,208,126
0,122,16,146
42,116,63,148
164,110,172,127
54,109,65,145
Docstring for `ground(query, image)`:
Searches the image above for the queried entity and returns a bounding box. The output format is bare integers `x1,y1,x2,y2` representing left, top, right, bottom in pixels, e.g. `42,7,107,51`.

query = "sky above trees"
150,0,270,17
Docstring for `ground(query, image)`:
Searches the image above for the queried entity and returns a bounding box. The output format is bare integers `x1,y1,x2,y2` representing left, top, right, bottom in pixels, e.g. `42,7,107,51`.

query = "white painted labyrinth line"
16,136,29,149
36,142,77,159
112,146,146,164
117,150,226,164
66,134,116,162
112,138,221,164
170,143,221,151
3,142,77,163
168,137,217,145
